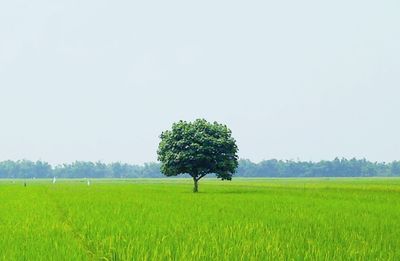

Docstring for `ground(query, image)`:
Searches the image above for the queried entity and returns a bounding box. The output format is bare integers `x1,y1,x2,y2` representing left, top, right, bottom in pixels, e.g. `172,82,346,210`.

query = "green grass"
1,178,400,260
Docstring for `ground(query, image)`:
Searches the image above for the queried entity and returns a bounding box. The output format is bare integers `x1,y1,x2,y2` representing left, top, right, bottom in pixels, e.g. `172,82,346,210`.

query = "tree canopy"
157,119,239,192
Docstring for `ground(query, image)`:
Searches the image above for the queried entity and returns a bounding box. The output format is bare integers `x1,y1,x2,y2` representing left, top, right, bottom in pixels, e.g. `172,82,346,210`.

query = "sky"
0,0,399,165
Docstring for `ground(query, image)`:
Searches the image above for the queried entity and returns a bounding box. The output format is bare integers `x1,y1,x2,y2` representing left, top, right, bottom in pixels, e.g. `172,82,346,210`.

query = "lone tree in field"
157,119,239,192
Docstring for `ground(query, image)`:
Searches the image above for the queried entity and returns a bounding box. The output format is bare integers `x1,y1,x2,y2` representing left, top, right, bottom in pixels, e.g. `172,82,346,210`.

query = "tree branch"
196,173,207,181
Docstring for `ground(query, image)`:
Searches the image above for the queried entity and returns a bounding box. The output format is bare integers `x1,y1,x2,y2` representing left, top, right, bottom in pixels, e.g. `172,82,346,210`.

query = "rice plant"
1,178,399,260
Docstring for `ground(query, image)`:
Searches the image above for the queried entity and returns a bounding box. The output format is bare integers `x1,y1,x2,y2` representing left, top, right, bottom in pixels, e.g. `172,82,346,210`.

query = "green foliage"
238,158,393,177
157,119,239,191
0,160,52,179
1,178,400,260
1,158,400,179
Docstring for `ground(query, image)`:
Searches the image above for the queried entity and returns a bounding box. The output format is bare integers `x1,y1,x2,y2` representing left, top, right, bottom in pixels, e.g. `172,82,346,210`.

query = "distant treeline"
0,158,400,179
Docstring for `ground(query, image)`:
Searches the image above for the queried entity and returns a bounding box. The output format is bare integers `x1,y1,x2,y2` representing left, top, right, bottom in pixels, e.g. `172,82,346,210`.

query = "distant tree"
0,158,398,179
391,161,400,176
141,162,163,178
110,162,123,178
157,119,239,192
237,159,257,177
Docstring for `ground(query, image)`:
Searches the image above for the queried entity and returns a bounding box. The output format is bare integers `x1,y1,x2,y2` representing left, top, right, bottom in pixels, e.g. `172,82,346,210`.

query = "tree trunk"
193,178,199,193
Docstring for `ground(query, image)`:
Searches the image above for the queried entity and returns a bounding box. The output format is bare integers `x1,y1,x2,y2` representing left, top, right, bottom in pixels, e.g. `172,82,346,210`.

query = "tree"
157,119,239,192
391,161,400,176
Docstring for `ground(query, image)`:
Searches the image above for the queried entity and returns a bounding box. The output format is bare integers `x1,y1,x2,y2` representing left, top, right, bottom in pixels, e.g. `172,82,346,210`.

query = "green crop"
1,178,399,260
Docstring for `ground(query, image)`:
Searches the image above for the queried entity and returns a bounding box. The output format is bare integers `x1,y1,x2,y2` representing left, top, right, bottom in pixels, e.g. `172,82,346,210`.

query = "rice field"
1,178,400,260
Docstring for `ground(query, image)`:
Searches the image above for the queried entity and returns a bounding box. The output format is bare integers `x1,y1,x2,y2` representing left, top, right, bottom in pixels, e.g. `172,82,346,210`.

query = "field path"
44,187,98,260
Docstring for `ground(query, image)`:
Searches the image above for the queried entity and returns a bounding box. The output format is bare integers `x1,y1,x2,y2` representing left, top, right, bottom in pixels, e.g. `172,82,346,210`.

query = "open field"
1,178,400,260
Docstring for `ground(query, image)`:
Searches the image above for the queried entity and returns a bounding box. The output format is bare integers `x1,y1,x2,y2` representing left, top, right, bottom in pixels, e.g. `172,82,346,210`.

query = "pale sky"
0,0,399,165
